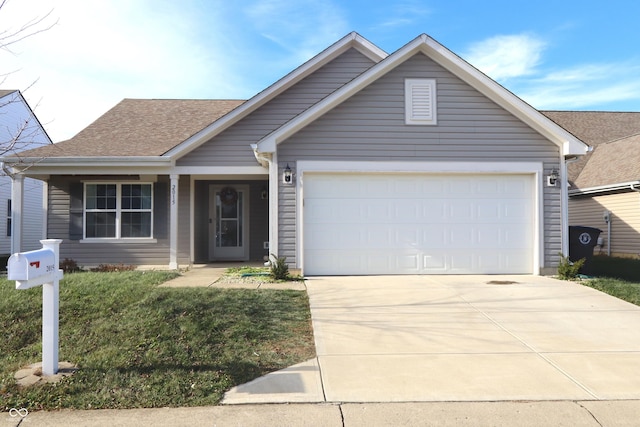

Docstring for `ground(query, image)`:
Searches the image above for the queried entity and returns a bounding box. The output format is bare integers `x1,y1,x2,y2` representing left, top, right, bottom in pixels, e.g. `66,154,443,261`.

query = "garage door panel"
303,173,535,275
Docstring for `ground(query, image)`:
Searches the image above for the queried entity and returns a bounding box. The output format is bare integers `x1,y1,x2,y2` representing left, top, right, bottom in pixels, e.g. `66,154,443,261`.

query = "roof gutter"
569,181,640,196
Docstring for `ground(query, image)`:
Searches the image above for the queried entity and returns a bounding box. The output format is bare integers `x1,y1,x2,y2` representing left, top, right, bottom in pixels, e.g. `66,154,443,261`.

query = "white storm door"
209,185,249,261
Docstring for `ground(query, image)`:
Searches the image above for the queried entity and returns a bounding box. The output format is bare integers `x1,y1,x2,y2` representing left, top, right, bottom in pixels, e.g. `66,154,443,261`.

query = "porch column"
11,174,24,254
169,174,179,269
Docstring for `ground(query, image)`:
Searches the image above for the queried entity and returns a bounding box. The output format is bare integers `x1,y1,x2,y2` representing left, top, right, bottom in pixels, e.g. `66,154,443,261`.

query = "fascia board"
165,32,387,160
3,156,170,166
255,33,589,158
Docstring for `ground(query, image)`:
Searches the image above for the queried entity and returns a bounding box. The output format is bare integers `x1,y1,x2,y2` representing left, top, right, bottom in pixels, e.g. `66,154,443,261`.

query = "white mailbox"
8,248,56,283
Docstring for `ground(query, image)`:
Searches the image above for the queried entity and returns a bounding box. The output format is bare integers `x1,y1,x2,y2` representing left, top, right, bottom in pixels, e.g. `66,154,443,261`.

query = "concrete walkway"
224,275,640,403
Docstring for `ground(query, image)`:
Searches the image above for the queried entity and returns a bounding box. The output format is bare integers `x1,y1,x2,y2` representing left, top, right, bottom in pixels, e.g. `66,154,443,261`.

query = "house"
1,33,588,275
542,112,640,258
0,89,52,255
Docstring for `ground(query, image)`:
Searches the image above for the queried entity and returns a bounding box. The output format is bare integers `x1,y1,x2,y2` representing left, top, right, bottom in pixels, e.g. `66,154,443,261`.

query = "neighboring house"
1,33,588,275
543,112,640,258
0,89,51,255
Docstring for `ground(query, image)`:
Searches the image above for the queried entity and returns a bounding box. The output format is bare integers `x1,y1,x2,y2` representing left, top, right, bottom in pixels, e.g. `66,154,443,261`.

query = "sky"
1,0,640,142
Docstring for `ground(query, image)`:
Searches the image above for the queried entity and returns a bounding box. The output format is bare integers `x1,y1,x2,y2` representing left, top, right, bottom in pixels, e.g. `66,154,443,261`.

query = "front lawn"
581,277,640,306
1,270,314,410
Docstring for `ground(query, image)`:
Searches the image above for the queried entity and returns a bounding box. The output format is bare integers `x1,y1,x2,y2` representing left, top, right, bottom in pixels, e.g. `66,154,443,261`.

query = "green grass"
582,277,640,306
0,271,314,410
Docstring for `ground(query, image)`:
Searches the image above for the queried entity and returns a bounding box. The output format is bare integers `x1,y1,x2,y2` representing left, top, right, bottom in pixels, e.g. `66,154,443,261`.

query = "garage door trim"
296,161,544,275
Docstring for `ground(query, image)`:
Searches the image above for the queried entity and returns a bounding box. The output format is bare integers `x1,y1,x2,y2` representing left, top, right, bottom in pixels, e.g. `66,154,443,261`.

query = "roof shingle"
18,98,245,158
542,111,640,184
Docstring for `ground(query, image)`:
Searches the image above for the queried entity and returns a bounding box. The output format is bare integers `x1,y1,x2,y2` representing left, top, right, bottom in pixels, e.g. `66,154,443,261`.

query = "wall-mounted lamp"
283,164,293,185
546,169,559,187
261,187,268,199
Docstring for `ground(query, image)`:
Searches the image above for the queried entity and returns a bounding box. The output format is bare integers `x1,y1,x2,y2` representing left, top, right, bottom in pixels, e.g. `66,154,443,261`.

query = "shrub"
557,253,585,280
269,254,289,281
91,263,136,272
60,258,81,273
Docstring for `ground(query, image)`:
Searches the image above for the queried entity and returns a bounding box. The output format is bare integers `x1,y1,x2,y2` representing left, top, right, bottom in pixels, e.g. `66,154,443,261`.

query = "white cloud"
1,0,239,141
463,34,546,81
244,0,349,63
518,62,640,109
375,0,431,29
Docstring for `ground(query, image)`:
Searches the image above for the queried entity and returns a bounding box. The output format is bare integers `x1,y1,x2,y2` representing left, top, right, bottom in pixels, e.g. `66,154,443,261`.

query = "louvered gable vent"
405,79,437,125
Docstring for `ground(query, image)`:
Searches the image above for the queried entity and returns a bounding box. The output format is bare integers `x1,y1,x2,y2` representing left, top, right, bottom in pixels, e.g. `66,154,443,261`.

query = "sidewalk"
8,400,640,426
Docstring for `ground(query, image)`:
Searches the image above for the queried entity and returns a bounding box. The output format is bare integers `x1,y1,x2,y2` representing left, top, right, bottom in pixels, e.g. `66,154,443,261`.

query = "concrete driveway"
224,275,640,403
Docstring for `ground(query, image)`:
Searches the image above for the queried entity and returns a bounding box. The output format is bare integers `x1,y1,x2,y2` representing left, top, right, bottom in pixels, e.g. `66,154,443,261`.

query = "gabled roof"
256,34,588,157
8,32,387,165
542,111,640,183
570,133,640,193
15,99,245,158
163,32,387,159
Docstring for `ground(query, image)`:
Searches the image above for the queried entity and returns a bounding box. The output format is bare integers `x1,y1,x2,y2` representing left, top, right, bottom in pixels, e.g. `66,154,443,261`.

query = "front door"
209,185,249,261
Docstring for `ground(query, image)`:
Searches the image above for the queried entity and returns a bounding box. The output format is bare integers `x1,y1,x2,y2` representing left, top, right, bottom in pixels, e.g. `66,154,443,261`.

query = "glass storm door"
209,185,249,260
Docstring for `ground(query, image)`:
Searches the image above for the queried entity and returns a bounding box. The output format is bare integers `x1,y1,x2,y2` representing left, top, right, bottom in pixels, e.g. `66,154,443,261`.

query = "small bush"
91,263,136,272
557,253,585,280
269,254,289,281
60,258,81,273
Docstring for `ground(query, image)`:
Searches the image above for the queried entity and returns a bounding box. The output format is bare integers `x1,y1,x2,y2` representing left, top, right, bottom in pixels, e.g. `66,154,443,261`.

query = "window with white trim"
405,78,437,125
84,183,153,238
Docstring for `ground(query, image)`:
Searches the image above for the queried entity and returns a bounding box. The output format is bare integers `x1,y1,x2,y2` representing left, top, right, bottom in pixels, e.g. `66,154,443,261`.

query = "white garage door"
303,173,535,275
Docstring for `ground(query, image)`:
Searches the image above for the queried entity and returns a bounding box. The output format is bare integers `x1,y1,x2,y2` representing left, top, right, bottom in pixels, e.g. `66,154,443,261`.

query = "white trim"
79,238,157,244
83,182,154,240
269,152,279,257
11,175,24,253
164,32,387,160
173,166,267,175
190,175,195,265
169,174,179,269
295,161,544,276
42,180,48,240
256,34,588,157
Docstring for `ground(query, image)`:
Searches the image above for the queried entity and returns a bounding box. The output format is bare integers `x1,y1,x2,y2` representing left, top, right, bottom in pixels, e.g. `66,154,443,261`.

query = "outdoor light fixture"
546,169,559,187
283,164,293,184
261,187,268,199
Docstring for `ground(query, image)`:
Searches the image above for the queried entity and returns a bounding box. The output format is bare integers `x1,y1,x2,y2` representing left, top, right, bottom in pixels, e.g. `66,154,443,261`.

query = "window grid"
84,183,153,239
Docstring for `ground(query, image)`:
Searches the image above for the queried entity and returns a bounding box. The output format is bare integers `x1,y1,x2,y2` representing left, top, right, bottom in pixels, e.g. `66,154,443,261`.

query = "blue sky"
2,0,640,141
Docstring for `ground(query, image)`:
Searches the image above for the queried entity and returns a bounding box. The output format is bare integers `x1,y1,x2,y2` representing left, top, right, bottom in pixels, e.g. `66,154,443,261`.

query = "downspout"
251,145,277,259
561,155,581,257
631,183,640,257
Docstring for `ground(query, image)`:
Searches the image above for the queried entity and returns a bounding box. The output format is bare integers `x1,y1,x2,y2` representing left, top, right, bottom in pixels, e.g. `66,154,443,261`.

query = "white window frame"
405,78,437,125
83,182,154,241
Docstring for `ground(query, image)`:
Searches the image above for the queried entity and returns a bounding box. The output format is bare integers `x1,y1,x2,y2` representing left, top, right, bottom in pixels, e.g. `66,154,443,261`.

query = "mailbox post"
8,239,63,376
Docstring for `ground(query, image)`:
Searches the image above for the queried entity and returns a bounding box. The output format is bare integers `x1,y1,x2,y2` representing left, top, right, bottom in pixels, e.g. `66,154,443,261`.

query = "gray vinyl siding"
278,53,562,269
176,48,376,167
47,176,172,267
569,191,640,257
